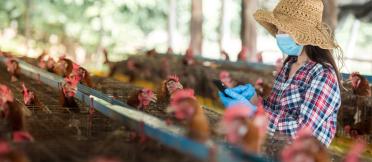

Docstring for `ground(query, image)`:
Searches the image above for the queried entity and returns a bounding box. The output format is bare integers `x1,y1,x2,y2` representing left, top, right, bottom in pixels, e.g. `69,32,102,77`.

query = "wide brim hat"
254,0,337,49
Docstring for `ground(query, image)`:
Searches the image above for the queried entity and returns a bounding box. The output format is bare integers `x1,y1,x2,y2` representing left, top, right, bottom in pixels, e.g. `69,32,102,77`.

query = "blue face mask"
276,34,303,56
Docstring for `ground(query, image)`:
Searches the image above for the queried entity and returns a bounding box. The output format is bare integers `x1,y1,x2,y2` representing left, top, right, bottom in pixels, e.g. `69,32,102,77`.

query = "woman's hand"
229,84,256,100
218,89,257,112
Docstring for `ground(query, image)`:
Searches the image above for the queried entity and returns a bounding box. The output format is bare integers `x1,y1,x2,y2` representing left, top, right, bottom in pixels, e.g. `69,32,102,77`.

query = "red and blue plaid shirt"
264,57,341,146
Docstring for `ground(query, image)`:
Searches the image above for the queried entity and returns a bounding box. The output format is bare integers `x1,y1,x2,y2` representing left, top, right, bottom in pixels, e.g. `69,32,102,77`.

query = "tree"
241,0,258,61
322,0,338,32
190,0,203,55
167,0,177,52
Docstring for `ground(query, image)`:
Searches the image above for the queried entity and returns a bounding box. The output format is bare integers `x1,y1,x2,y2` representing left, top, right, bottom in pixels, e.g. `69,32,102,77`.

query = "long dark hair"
284,45,341,85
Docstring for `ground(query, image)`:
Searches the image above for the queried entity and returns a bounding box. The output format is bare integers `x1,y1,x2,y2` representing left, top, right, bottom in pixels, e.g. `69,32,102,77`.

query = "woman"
219,0,341,156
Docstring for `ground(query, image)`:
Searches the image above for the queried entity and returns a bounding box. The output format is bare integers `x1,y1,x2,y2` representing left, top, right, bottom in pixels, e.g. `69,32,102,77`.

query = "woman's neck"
294,50,309,66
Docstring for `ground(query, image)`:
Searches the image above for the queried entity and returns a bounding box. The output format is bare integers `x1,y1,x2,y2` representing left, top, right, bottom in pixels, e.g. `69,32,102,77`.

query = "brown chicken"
255,78,272,98
158,75,183,103
0,85,33,142
127,88,157,110
182,48,196,66
219,70,235,88
53,58,74,77
167,89,210,143
5,58,20,82
59,75,80,113
347,72,372,138
70,64,94,88
349,72,371,96
37,52,56,72
219,101,268,154
0,141,30,162
281,127,330,162
21,83,48,112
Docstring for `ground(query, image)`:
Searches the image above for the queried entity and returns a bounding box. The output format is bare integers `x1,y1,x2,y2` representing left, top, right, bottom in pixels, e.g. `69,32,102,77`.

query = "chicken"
59,75,80,113
70,64,94,88
127,88,157,110
219,101,268,154
281,127,330,162
343,140,366,162
158,75,183,103
237,47,248,61
347,72,371,138
6,58,20,82
37,51,48,69
53,58,74,77
103,48,118,77
0,141,30,162
349,72,371,96
0,85,33,142
219,70,235,88
182,48,196,66
255,78,272,98
21,83,48,112
167,89,210,143
220,50,230,61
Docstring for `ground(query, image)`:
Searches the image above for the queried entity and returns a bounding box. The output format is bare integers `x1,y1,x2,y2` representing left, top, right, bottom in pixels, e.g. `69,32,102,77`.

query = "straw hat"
254,0,337,49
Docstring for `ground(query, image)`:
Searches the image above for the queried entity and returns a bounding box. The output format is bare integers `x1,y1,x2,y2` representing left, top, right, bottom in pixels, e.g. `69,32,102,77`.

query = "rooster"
347,72,371,138
167,89,210,143
219,101,268,154
0,85,33,142
127,88,157,110
5,58,20,82
281,127,330,162
237,47,248,61
158,75,183,103
220,50,230,61
59,75,80,113
255,78,272,98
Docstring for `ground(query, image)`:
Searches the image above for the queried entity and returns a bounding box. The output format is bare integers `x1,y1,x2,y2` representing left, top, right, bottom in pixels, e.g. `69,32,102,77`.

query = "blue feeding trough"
0,56,274,162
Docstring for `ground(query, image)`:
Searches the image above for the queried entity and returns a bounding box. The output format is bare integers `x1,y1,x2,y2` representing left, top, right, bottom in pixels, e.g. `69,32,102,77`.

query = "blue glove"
229,84,256,100
218,89,257,112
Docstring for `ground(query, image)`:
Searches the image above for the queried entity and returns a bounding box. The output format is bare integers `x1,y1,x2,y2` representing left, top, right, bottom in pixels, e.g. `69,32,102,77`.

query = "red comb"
12,131,34,142
223,104,252,123
170,89,196,105
219,71,230,79
73,63,80,71
0,141,11,154
167,75,180,82
256,78,263,85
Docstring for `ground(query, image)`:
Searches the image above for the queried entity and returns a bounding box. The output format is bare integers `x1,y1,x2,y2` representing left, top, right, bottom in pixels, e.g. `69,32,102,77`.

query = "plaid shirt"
264,57,341,146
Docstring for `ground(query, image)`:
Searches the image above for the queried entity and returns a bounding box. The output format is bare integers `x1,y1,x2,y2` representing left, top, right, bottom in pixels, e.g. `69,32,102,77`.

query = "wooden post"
168,0,177,52
322,0,338,32
241,0,258,61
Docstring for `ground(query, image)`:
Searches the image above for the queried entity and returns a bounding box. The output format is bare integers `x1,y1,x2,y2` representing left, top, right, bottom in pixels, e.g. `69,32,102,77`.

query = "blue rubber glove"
229,84,256,100
218,89,257,112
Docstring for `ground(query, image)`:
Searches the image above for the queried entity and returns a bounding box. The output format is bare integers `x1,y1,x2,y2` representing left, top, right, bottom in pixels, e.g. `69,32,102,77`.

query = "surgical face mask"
276,34,303,56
